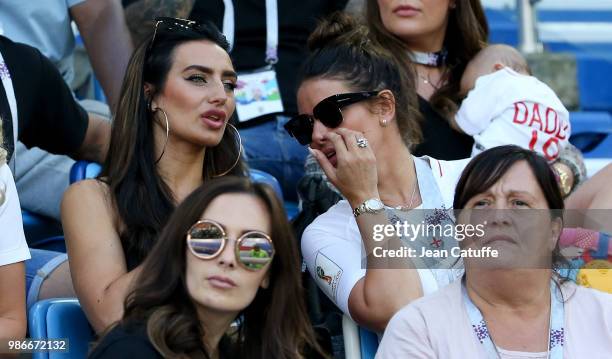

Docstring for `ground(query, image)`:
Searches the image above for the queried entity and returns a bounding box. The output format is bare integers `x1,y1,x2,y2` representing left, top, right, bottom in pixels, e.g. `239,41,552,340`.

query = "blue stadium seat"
69,161,102,184
575,55,612,112
342,315,379,359
22,210,63,247
485,9,519,46
569,112,612,158
359,326,379,359
68,161,299,219
249,168,284,200
29,298,94,359
569,111,612,176
246,169,299,219
28,235,67,253
539,9,612,22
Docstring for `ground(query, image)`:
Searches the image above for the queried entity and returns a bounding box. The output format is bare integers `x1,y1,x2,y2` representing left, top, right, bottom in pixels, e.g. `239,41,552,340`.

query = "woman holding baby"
366,0,585,192
366,0,488,160
286,3,610,335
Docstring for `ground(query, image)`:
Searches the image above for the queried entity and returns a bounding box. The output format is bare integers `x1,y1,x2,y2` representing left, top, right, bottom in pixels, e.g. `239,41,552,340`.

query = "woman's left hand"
310,128,380,206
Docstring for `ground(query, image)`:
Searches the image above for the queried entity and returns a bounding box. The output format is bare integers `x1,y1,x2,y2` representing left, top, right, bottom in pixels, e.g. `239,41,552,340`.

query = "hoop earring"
152,107,170,164
213,123,243,178
380,119,388,127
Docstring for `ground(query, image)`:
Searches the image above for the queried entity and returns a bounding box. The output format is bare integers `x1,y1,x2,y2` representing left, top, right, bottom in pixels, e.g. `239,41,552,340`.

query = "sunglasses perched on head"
149,17,203,50
284,91,379,145
186,219,275,271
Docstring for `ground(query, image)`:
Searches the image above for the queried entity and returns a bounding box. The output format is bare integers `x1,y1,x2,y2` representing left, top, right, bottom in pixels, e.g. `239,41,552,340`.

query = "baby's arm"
454,84,498,136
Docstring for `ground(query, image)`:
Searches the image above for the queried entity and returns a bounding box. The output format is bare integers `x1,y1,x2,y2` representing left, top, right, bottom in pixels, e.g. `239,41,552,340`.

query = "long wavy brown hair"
100,21,246,267
301,12,423,147
365,0,489,119
115,177,327,358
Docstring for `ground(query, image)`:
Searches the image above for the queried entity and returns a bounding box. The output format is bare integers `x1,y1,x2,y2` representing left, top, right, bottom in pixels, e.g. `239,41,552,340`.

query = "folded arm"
61,180,142,333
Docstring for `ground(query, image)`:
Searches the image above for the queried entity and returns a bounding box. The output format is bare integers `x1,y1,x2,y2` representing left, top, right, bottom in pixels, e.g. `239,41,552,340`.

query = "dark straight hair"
100,21,246,266
366,0,489,120
453,145,564,210
116,177,326,358
299,12,423,147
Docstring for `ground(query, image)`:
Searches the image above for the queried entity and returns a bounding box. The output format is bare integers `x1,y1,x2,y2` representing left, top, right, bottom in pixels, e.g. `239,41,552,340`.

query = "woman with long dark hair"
61,18,245,333
285,13,470,333
365,1,587,193
366,0,488,159
90,177,326,359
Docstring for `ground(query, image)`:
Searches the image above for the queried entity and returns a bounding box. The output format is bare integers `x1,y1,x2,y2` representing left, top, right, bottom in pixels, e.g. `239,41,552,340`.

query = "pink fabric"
559,228,599,251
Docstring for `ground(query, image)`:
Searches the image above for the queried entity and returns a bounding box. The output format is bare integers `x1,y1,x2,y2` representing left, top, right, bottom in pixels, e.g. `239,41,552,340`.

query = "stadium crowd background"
0,0,611,358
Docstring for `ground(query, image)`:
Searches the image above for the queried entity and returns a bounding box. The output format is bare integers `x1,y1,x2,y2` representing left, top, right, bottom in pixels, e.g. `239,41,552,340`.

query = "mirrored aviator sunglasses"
186,220,275,271
284,91,379,146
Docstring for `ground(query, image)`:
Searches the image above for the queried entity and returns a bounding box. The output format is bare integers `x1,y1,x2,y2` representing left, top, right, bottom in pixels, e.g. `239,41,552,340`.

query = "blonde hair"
0,119,7,205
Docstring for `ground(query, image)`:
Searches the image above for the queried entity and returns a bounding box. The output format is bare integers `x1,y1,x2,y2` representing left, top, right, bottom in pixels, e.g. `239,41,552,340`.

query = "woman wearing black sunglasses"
90,177,327,358
61,18,246,333
293,14,612,336
288,13,470,333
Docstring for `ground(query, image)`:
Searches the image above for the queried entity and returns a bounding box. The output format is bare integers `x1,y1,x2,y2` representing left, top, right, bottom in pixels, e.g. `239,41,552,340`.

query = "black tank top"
413,97,473,160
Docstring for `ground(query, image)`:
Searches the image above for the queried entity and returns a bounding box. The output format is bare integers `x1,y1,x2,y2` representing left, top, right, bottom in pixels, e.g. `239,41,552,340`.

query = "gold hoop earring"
152,107,170,164
213,123,243,178
213,122,242,178
380,119,389,127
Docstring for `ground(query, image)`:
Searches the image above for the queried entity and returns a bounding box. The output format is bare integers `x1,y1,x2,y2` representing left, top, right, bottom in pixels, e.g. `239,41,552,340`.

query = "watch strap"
353,199,383,217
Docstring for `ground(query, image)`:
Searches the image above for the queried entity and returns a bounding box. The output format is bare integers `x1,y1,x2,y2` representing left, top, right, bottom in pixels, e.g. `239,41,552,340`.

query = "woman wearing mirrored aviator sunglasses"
294,13,472,334
90,177,328,359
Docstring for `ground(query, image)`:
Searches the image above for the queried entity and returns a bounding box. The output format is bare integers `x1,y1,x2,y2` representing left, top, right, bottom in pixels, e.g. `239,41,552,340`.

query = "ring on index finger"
356,137,369,148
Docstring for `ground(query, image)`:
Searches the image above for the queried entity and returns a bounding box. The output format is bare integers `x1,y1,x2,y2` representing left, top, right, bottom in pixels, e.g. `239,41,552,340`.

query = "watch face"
365,199,384,211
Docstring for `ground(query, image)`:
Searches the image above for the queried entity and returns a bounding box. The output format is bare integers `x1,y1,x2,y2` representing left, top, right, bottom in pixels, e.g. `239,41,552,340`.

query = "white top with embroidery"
376,280,612,358
301,157,469,318
455,67,570,161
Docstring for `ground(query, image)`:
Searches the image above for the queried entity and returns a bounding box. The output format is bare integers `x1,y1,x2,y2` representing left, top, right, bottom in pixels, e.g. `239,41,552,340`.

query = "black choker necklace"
408,49,448,67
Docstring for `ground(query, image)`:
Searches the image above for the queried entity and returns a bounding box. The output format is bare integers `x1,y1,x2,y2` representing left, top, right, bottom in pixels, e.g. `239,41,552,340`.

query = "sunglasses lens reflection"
238,233,274,270
188,222,224,258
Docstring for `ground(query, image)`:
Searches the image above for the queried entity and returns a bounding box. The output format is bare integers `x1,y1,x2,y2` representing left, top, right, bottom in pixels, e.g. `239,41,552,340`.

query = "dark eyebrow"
508,190,536,198
182,65,237,79
477,189,535,198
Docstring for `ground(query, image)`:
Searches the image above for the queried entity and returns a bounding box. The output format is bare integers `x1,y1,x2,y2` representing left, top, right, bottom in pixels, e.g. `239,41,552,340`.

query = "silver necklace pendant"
391,179,418,211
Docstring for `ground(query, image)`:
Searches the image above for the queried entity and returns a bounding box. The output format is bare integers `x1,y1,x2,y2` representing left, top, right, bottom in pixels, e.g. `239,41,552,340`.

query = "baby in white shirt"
453,44,570,162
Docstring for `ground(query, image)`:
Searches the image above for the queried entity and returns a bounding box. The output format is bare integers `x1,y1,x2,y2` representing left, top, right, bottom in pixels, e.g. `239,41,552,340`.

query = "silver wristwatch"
353,198,385,217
